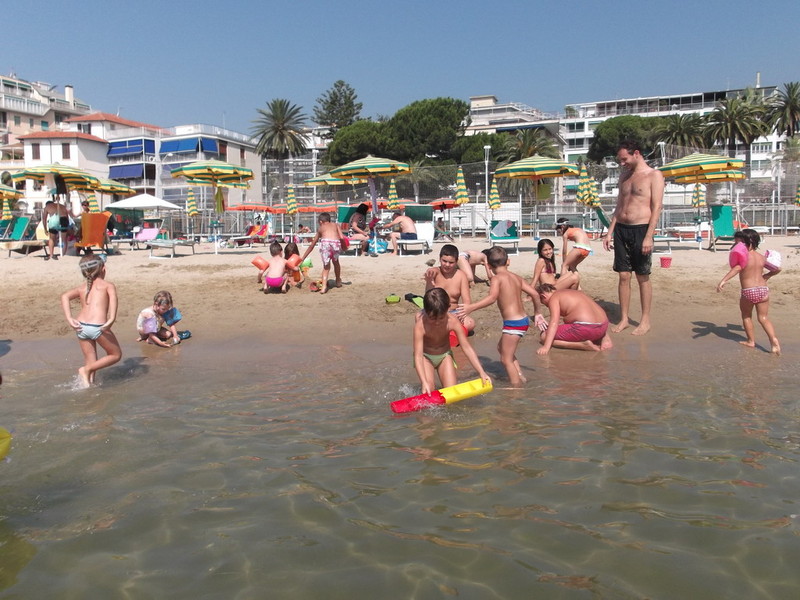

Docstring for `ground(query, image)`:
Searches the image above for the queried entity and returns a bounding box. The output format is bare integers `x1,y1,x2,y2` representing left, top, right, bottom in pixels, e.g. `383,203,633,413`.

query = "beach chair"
229,224,268,247
0,219,12,239
75,212,111,254
488,219,520,254
709,205,736,252
0,216,46,257
398,205,434,255
337,205,364,256
131,226,161,250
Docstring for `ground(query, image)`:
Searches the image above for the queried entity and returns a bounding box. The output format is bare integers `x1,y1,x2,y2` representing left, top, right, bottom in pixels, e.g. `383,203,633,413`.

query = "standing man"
602,140,664,335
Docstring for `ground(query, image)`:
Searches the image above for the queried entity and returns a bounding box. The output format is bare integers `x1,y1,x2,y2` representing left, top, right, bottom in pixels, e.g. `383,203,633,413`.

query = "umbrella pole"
368,178,379,215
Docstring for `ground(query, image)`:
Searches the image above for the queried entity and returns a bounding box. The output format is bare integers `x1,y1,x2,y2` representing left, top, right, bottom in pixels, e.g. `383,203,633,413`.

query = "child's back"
740,248,767,288
78,277,114,323
491,268,527,321
318,220,341,241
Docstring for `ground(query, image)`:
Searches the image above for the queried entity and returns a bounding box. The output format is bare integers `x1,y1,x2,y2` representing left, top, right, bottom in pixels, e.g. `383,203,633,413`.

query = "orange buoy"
252,256,269,270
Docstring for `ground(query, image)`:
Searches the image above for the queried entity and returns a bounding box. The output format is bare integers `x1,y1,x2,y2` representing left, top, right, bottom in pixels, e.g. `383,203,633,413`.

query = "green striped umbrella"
1,183,22,219
488,177,501,210
576,164,591,205
588,179,600,207
170,159,254,189
795,184,800,206
387,178,400,211
286,185,298,214
330,155,410,215
659,153,744,178
495,155,579,180
1,198,12,220
674,170,745,184
12,163,100,190
455,167,470,205
86,193,100,213
186,189,199,217
691,183,706,207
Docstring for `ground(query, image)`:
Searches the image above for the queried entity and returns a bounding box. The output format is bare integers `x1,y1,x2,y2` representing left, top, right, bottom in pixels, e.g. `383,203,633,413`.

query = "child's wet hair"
423,287,450,318
485,246,508,268
740,228,760,249
153,290,173,308
269,241,282,256
319,212,331,223
536,283,557,294
439,244,458,259
79,254,105,299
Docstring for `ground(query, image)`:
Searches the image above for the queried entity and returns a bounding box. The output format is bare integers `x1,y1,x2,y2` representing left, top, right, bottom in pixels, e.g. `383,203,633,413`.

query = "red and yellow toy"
391,378,493,413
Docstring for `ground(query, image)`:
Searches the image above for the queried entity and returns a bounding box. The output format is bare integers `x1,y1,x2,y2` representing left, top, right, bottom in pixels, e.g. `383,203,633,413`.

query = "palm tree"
768,81,800,138
396,159,447,202
251,99,308,201
500,128,558,162
704,96,769,177
653,113,706,153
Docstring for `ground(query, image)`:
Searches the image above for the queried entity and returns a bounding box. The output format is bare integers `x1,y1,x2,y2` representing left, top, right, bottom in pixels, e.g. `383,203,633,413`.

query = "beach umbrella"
454,167,470,205
170,159,254,189
387,178,400,211
330,155,410,215
286,185,298,215
576,164,591,205
495,155,579,180
673,170,746,185
297,200,343,213
105,193,182,211
587,179,601,207
1,198,12,220
11,163,100,191
227,202,269,212
488,178,501,210
691,183,706,207
265,203,289,214
67,177,136,196
0,183,22,220
659,153,744,178
795,184,800,206
303,173,366,186
429,198,457,211
86,193,100,213
186,189,199,217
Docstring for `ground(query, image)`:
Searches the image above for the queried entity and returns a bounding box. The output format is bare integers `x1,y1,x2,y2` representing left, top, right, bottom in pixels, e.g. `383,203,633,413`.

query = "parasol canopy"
0,182,23,200
304,173,366,186
286,185,298,215
796,184,800,207
11,163,100,190
488,178,501,210
105,193,182,211
170,159,254,189
330,155,410,215
691,183,706,207
495,155,579,180
227,203,269,212
297,200,343,213
673,170,746,185
429,198,457,211
455,167,470,205
86,193,100,213
186,189,199,217
659,153,744,178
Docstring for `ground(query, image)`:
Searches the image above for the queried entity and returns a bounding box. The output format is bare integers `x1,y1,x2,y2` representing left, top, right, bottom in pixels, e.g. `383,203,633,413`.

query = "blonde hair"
153,290,173,308
79,255,105,299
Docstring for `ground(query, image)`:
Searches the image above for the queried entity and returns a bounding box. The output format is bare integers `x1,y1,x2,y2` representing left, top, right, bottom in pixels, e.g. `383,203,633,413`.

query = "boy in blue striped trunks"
458,246,546,387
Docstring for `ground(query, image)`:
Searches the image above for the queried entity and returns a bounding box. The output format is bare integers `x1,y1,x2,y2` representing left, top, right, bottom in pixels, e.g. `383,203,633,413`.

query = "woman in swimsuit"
532,239,580,291
555,218,592,279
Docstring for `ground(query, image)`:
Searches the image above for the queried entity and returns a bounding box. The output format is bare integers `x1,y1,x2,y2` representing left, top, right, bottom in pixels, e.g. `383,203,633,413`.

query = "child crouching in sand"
716,228,781,354
414,288,490,395
300,212,344,294
61,255,122,387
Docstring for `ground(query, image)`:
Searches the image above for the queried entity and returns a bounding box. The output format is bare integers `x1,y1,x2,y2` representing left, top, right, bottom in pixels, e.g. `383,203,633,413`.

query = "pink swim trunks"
319,238,341,266
741,286,769,304
554,320,609,343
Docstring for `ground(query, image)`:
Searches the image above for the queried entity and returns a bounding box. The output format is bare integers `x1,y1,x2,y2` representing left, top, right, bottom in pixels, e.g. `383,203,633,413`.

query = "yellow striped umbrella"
86,193,100,213
455,167,470,205
186,189,199,217
286,185,298,214
795,184,800,206
673,170,745,185
659,153,744,178
495,155,579,180
588,179,600,207
304,173,366,186
387,178,400,211
12,163,100,190
576,164,591,205
1,198,12,220
488,178,501,210
330,155,410,215
170,159,254,189
1,183,22,220
691,183,706,207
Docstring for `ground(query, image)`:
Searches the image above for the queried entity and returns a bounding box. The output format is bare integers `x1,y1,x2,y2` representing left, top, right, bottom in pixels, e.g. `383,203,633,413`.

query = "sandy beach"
2,234,798,360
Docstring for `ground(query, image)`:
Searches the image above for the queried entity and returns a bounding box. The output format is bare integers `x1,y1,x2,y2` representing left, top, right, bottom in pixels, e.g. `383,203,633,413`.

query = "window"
14,115,20,126
32,143,40,160
588,121,602,131
0,111,6,127
566,122,585,133
29,118,34,127
41,120,49,131
62,143,70,160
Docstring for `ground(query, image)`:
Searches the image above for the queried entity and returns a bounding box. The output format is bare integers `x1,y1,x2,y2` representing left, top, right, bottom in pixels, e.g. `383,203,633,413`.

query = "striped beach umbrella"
286,185,298,214
429,198,457,211
455,167,470,205
795,183,800,206
673,170,745,185
170,160,254,189
265,203,289,214
304,173,366,186
298,200,343,213
186,189,199,217
659,153,744,178
488,178,501,210
1,198,12,220
495,155,579,180
1,182,21,219
387,178,400,211
86,193,100,213
691,183,706,207
588,179,601,207
576,164,591,205
12,163,100,190
330,155,410,215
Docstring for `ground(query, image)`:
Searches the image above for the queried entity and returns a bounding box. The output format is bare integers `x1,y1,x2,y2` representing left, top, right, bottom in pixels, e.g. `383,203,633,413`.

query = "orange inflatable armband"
252,256,269,271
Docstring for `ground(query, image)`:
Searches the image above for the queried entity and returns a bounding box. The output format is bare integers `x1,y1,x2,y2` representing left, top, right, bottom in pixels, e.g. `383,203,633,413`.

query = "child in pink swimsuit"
716,228,781,354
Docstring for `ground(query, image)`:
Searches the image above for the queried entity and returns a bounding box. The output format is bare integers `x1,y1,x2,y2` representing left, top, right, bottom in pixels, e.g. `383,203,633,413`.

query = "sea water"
1,335,799,599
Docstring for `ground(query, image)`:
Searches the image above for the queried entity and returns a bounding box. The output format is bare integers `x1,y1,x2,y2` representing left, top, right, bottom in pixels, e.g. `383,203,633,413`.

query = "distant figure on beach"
458,246,545,387
535,284,613,354
532,238,580,291
413,287,491,395
458,249,493,286
423,244,475,334
301,212,344,294
43,199,73,260
602,139,664,336
716,228,781,354
348,203,371,255
61,254,121,386
136,290,180,346
555,218,592,278
381,210,417,255
434,217,453,242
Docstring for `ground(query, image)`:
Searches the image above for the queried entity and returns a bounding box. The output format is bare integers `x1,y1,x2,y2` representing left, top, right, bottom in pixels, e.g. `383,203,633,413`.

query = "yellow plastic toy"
391,378,493,413
0,427,11,460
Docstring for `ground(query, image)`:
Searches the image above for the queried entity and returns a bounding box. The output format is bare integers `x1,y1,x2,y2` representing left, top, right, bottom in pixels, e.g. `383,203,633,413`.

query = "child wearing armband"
136,290,182,347
284,242,304,289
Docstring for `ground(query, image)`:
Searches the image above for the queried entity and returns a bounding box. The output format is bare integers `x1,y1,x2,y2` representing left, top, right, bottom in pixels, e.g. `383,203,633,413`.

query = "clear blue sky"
7,0,799,135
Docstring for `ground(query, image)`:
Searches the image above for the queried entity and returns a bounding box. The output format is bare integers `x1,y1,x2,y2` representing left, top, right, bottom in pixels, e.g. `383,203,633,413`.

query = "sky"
7,0,800,135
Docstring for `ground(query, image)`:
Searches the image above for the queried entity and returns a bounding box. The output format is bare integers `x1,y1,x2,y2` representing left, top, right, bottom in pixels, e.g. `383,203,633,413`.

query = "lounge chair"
397,205,434,256
75,212,111,254
147,237,196,258
709,205,735,252
131,226,161,250
0,219,12,239
229,224,268,247
0,216,45,257
488,219,520,255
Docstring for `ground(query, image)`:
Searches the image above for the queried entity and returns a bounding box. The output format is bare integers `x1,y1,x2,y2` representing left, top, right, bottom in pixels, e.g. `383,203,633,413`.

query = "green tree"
251,99,308,201
395,159,452,201
768,81,800,138
312,80,363,138
705,95,768,177
653,113,707,153
384,97,470,162
500,128,559,161
449,132,507,164
587,115,662,162
325,119,387,165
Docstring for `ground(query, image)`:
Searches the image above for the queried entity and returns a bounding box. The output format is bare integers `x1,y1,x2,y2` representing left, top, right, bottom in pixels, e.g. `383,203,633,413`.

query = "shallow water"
1,335,799,599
